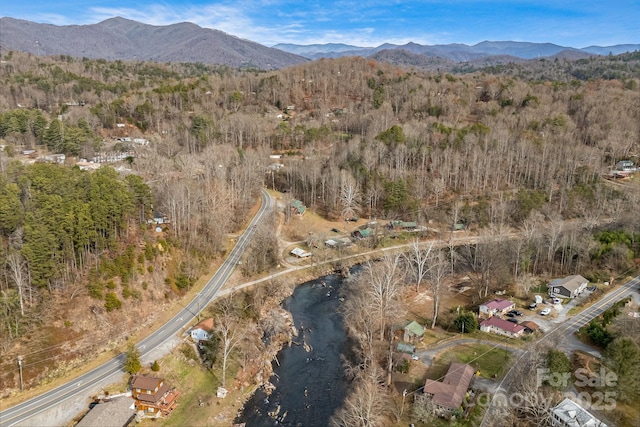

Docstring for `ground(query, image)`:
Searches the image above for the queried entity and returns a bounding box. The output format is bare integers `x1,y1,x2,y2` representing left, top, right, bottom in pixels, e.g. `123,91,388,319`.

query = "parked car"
587,286,597,292
509,310,524,316
540,308,551,316
529,302,537,309
331,228,340,233
505,312,516,318
553,298,562,304
506,318,519,324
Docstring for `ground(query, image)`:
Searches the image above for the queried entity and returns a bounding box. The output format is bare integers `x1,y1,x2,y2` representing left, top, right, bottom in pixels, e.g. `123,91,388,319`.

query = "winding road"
0,189,275,427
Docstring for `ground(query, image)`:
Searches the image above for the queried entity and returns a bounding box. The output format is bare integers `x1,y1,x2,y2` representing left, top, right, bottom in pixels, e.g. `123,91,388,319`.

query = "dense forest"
0,49,639,408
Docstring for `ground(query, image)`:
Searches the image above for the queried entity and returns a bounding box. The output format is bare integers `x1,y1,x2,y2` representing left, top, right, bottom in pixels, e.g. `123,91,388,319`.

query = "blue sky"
2,1,639,47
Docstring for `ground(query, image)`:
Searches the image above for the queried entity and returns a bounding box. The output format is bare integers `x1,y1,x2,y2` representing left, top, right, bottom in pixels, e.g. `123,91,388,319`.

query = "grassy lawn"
137,344,255,427
427,343,512,380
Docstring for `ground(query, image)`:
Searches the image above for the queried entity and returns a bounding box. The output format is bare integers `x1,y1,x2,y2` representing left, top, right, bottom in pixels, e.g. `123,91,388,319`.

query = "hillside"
0,50,639,410
0,17,308,69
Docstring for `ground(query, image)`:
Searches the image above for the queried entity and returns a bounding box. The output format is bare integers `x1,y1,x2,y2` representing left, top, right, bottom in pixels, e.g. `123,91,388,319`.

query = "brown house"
423,363,475,416
130,375,179,416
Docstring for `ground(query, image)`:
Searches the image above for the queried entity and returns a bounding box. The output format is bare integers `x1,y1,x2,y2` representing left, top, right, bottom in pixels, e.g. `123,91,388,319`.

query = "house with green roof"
351,227,373,239
403,321,426,342
388,220,418,230
290,199,306,216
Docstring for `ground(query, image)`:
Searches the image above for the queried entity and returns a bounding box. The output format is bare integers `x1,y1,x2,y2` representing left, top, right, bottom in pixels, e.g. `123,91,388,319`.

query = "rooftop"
549,275,588,292
404,320,425,337
76,397,135,427
131,375,163,391
481,298,514,311
481,316,525,334
423,363,475,410
552,397,607,427
191,317,214,332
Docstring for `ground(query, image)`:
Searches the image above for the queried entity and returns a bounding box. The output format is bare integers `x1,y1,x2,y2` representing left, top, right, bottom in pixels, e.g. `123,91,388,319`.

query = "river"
236,272,353,426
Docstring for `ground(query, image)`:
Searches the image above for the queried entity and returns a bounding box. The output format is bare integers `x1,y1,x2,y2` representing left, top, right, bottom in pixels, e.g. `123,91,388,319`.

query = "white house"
551,397,607,427
190,318,214,342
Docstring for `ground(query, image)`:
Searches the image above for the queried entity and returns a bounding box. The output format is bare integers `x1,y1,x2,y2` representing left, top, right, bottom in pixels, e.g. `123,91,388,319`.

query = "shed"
520,320,541,334
291,247,312,258
396,342,416,354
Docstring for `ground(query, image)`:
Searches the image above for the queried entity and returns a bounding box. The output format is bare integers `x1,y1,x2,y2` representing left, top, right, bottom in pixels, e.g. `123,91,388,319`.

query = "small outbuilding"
396,342,416,354
290,247,312,258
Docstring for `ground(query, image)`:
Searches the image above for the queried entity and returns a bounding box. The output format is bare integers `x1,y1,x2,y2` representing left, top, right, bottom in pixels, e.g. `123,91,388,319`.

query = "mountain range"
273,41,640,62
0,16,638,69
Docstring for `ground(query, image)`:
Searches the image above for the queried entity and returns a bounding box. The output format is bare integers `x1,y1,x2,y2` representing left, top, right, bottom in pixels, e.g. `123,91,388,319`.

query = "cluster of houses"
75,375,180,426
78,317,219,425
76,318,220,426
476,275,590,339
413,274,598,420
392,320,477,418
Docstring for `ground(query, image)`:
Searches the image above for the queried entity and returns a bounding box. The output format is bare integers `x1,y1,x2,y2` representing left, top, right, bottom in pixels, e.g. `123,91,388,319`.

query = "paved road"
479,274,640,427
0,189,274,427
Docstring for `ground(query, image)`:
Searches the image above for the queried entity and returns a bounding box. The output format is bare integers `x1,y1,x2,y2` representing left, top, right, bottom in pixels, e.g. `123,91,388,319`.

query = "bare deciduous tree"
214,296,248,388
427,249,449,329
364,254,406,341
403,239,434,293
340,169,361,220
330,375,389,427
6,252,28,316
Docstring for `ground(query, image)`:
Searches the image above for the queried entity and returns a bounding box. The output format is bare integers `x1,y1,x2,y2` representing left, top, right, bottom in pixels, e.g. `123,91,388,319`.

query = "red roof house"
480,317,525,338
478,299,515,318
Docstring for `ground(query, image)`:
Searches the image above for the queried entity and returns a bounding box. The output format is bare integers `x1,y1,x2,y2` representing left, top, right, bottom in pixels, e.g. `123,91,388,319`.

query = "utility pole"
18,356,24,391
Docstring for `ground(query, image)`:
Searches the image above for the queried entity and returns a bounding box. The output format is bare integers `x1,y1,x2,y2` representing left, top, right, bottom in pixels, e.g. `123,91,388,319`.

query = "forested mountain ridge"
2,16,639,76
0,48,639,397
0,16,308,69
274,40,640,61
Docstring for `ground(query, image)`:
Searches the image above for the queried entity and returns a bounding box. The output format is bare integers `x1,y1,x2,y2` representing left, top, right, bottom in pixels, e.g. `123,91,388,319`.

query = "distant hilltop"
0,16,308,70
0,16,638,69
273,41,640,61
